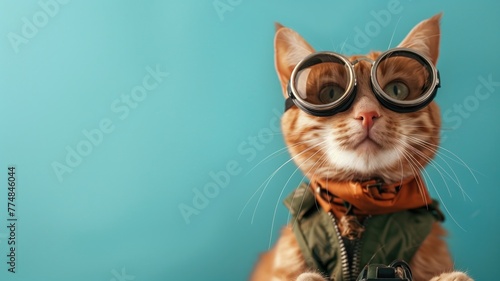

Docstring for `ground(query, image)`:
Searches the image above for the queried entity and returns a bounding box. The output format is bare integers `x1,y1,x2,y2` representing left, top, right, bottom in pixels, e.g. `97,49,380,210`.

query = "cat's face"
274,15,442,183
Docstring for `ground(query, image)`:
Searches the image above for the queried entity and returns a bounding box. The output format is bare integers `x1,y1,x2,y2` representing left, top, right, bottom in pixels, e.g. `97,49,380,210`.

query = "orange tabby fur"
251,14,473,281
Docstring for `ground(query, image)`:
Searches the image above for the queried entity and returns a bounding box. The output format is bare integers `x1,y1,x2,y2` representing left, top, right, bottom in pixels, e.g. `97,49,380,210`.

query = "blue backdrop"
0,1,498,280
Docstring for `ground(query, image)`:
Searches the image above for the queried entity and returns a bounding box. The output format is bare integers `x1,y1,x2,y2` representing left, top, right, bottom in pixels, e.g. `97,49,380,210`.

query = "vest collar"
310,175,433,229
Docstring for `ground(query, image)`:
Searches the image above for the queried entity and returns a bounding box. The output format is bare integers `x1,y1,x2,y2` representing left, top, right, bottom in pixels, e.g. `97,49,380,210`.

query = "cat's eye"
383,81,409,100
318,84,345,104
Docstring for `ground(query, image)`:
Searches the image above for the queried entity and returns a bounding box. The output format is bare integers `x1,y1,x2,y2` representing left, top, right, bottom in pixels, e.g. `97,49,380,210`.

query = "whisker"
405,136,472,201
340,37,349,53
395,145,428,205
245,139,312,176
288,146,332,224
394,137,454,199
268,144,328,248
403,133,479,182
387,16,402,49
237,140,322,221
397,142,466,231
250,140,328,223
440,127,459,132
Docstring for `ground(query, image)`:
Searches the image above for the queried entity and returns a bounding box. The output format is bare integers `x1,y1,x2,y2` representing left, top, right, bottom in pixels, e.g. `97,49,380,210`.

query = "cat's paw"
429,271,473,281
296,272,326,281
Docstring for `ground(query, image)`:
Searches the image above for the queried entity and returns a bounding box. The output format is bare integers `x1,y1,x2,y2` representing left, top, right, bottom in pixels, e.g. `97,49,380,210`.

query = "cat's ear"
398,13,442,65
274,23,315,97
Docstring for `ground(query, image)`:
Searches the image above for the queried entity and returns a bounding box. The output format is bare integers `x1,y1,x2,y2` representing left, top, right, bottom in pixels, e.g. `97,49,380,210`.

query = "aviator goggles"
285,48,440,116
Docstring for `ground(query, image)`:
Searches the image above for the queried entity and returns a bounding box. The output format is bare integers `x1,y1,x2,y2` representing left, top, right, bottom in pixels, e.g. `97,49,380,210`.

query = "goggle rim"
287,51,357,116
370,47,440,112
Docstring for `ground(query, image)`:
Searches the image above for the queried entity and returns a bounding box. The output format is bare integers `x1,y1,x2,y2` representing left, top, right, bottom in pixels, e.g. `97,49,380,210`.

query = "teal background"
0,0,498,280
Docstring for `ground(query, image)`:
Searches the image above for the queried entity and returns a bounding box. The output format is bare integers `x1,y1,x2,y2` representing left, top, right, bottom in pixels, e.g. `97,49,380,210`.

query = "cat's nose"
355,111,380,130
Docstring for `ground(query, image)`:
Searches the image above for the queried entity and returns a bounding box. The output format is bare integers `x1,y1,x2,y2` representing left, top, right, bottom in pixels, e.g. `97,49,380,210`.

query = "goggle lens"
294,62,350,105
371,50,439,112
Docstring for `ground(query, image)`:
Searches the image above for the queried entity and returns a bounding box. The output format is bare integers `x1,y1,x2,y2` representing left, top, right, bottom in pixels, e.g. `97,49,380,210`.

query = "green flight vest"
284,182,444,281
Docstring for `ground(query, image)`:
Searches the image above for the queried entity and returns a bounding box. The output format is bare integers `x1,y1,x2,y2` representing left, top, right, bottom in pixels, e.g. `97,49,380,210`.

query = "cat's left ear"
274,23,315,97
398,13,442,65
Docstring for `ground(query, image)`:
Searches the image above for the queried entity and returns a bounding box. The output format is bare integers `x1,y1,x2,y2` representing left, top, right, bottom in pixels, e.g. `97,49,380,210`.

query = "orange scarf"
310,175,433,238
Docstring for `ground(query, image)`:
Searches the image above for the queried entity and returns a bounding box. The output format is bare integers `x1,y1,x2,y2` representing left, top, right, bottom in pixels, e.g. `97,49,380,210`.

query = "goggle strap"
284,97,295,112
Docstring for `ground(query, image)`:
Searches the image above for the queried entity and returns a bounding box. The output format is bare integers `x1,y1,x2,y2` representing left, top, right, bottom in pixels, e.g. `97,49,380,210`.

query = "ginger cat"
251,14,473,281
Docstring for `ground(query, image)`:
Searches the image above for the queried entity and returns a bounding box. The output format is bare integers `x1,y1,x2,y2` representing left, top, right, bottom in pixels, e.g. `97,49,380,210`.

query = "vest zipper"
351,236,362,281
328,212,367,281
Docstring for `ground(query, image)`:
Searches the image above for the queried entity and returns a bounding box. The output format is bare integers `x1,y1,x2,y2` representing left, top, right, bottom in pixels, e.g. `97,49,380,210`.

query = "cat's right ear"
274,23,315,98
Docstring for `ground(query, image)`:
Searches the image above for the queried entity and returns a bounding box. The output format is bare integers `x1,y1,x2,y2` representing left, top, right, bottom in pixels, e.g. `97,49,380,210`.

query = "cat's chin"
321,140,405,182
353,138,382,155
307,146,414,184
